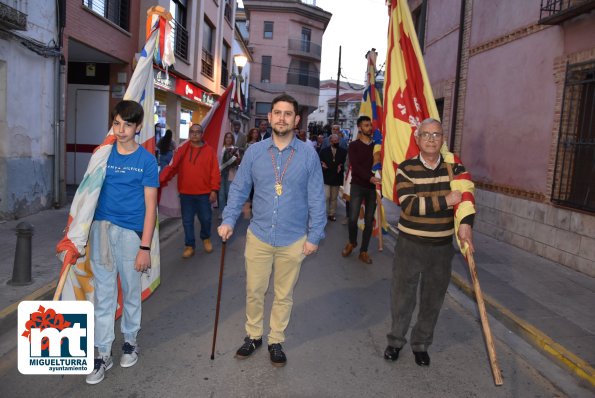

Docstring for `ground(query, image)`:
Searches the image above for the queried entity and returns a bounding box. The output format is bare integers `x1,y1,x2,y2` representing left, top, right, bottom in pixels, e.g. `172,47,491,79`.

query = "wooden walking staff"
446,163,503,385
210,241,227,360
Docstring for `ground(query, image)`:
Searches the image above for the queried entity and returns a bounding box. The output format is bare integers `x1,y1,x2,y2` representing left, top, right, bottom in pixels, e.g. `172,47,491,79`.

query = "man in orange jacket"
160,124,221,258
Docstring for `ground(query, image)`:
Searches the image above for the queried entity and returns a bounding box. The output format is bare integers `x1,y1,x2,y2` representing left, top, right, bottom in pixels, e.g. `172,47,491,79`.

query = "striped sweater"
396,155,474,245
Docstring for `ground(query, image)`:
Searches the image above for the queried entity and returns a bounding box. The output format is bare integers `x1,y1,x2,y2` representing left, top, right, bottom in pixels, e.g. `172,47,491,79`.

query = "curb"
0,217,182,335
450,270,595,389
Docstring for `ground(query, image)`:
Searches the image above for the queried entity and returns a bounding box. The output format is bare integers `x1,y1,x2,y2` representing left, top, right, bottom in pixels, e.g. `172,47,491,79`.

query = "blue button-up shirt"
222,135,326,247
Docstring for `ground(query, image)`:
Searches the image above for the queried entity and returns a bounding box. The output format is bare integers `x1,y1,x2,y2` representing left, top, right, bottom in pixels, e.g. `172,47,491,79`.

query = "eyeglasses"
419,132,443,141
189,130,203,135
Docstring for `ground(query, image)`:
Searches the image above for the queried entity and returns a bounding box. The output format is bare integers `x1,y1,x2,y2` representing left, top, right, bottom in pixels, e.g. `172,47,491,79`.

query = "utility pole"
333,45,341,124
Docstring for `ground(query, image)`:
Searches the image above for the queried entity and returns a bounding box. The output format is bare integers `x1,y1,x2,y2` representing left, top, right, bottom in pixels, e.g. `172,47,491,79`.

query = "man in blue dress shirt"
218,94,326,367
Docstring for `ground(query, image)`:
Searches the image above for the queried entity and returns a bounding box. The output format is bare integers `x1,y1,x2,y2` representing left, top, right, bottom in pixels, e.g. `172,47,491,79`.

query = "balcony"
201,49,214,79
0,0,27,30
287,71,319,89
539,0,595,25
171,19,188,61
287,39,321,61
83,0,130,31
221,61,228,87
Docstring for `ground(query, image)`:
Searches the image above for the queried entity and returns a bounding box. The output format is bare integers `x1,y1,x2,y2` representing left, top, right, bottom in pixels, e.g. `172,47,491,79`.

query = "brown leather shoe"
182,246,195,258
358,251,372,264
203,239,213,253
342,243,355,257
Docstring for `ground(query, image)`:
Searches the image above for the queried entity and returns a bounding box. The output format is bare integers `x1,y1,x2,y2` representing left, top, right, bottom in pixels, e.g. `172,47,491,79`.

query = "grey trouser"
387,235,454,352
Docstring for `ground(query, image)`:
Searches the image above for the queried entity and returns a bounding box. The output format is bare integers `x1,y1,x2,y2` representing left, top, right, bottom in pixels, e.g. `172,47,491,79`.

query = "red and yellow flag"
381,0,439,202
382,0,475,256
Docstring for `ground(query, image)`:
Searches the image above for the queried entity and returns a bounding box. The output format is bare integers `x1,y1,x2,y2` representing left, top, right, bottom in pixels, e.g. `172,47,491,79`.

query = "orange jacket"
160,142,221,195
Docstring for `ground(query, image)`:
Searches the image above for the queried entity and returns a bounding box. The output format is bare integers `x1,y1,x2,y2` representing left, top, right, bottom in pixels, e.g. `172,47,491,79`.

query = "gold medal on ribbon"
275,183,283,196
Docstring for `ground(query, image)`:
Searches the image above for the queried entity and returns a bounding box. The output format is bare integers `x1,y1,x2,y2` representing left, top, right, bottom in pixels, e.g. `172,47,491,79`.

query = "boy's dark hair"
271,94,299,114
111,100,144,124
357,115,371,126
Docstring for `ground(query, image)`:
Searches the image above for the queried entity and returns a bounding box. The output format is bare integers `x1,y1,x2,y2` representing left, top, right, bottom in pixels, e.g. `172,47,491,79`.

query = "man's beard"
273,127,290,137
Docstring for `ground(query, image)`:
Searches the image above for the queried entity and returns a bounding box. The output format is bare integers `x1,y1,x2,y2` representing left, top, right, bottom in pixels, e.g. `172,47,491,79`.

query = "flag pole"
465,250,504,386
210,240,227,360
375,182,383,251
446,164,502,385
53,263,70,300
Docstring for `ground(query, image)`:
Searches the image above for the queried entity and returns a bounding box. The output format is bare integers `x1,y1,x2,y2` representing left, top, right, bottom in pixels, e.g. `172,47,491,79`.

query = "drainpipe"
53,0,66,208
53,55,66,208
449,0,466,151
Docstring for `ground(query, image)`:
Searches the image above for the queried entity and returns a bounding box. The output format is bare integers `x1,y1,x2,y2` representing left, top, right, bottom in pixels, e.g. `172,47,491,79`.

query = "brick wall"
63,1,141,64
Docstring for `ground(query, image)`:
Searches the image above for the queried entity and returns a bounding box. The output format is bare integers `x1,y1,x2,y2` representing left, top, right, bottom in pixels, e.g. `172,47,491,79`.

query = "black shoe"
384,346,401,361
268,343,287,367
413,351,430,366
235,337,262,359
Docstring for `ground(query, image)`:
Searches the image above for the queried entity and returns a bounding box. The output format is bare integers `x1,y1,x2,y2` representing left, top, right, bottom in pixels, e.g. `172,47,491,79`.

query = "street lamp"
234,54,248,76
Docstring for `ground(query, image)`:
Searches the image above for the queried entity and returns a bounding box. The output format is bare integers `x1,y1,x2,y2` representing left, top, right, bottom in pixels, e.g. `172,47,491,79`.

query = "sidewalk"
1,200,594,388
0,204,182,335
381,199,595,388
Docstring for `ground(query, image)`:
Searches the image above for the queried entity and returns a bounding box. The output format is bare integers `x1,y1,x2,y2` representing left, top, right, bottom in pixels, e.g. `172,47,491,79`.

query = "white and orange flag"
382,0,475,255
56,7,175,310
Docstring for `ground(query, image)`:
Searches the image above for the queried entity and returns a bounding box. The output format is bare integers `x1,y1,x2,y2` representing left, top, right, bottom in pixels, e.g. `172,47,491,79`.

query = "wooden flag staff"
465,249,503,385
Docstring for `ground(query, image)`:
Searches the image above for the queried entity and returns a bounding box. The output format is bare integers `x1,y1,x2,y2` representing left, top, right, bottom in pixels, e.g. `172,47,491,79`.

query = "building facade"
0,0,241,220
0,0,61,219
308,80,365,138
414,0,595,276
141,0,236,142
242,0,332,128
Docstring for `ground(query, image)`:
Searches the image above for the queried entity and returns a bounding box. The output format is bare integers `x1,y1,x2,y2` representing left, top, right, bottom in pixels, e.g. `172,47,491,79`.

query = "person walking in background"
341,116,378,264
384,118,474,367
218,94,326,367
219,132,241,217
160,124,220,258
157,129,176,173
232,120,247,150
319,133,347,222
85,100,158,385
257,120,271,141
246,128,260,148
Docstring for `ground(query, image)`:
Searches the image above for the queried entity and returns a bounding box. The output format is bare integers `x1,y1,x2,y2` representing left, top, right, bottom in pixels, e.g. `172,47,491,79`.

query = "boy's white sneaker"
86,355,113,385
120,342,138,368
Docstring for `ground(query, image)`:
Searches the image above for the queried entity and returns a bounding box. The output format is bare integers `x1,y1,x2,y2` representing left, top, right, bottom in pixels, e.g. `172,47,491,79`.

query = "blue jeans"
90,221,142,355
180,193,212,247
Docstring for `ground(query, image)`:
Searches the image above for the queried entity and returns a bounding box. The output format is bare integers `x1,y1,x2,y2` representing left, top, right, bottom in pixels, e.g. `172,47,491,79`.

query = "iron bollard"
9,222,34,286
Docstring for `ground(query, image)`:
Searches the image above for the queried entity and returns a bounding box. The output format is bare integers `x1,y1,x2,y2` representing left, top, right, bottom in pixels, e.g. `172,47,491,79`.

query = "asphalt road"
0,213,565,397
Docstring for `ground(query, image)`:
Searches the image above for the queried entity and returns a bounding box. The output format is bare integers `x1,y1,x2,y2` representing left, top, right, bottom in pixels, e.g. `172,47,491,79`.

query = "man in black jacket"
318,134,347,221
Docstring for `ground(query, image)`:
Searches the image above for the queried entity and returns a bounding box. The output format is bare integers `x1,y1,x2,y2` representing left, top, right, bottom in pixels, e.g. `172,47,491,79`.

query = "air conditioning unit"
261,79,269,83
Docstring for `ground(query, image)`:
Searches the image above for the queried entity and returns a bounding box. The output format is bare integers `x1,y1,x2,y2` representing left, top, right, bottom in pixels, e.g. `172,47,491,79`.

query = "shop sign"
154,69,176,91
175,80,215,106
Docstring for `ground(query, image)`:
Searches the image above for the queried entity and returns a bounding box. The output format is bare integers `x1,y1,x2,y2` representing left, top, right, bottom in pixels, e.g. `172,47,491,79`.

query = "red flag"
202,79,235,161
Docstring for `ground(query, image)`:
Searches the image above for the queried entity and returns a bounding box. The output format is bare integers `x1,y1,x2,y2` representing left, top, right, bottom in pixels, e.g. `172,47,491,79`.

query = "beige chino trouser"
324,185,340,217
244,229,307,344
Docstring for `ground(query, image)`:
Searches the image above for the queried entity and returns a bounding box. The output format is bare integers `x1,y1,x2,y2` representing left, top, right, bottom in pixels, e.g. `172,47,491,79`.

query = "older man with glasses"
384,118,474,367
160,124,221,258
